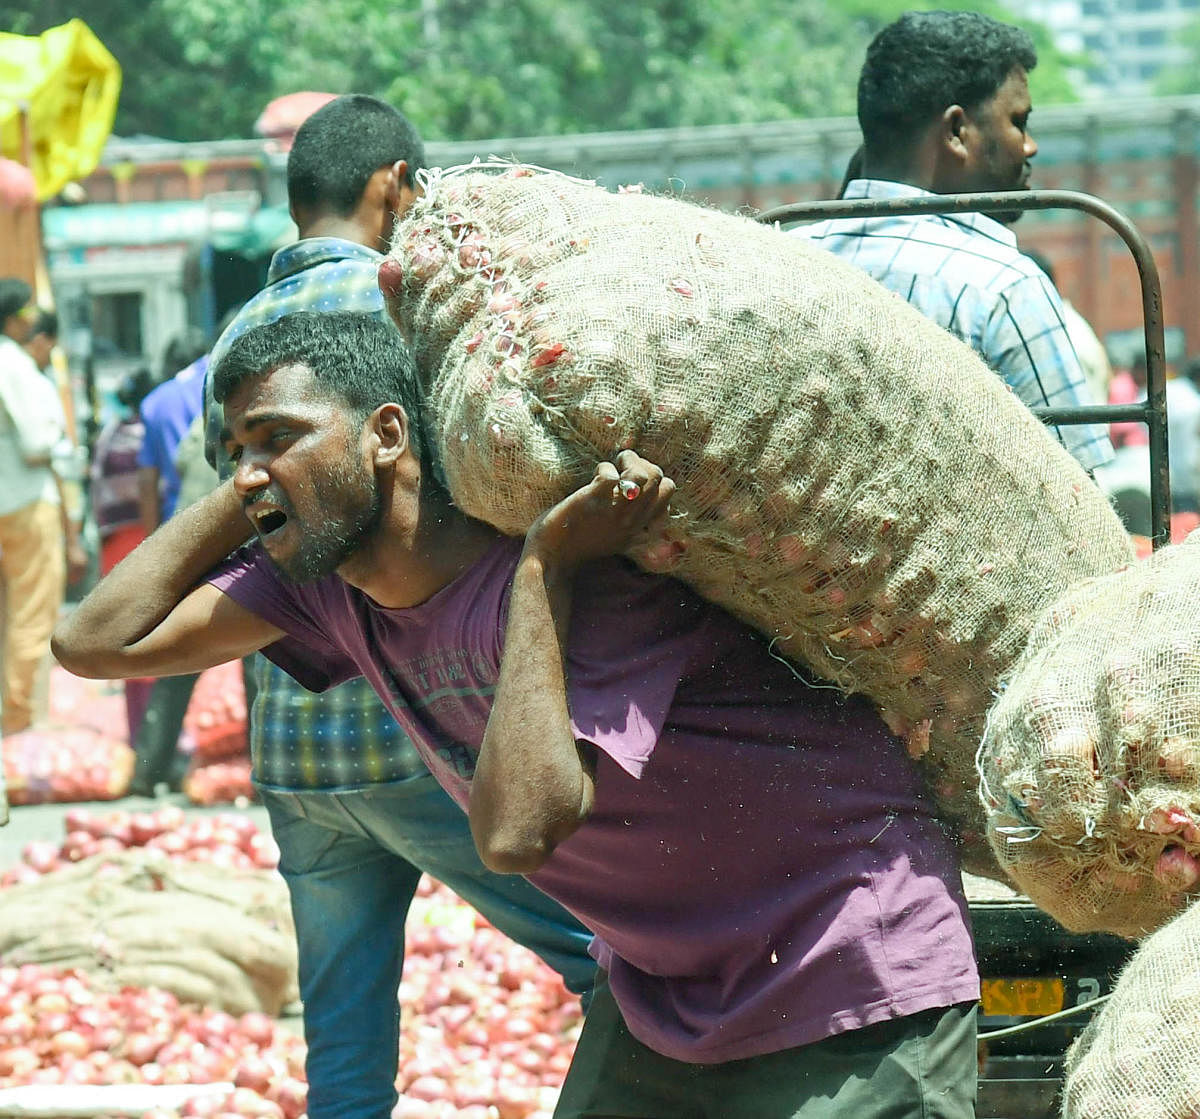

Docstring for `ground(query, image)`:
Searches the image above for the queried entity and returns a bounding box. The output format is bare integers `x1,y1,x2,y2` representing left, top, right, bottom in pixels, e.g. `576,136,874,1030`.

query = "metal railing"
757,189,1171,548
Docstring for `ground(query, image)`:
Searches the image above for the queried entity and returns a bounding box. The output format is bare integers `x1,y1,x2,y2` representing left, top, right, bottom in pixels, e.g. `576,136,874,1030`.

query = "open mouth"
254,509,288,537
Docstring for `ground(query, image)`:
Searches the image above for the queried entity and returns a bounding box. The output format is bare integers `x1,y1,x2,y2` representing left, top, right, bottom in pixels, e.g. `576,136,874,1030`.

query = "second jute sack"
1062,897,1200,1118
980,530,1200,938
384,165,1134,879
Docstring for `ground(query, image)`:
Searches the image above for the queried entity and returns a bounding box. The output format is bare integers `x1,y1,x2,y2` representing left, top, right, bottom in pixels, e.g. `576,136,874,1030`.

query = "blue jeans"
260,776,597,1119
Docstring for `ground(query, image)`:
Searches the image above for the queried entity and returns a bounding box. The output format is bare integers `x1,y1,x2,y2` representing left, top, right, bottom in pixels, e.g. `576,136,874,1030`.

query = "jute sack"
0,849,298,1014
1062,897,1200,1118
980,530,1200,938
384,165,1134,879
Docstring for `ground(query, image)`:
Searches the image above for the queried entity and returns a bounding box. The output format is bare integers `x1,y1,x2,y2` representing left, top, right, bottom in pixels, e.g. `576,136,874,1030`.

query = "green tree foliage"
0,0,1077,142
1155,19,1200,96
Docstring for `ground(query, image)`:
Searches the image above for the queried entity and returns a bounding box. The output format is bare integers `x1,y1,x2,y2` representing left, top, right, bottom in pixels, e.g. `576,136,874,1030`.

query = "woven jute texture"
386,165,1134,879
1063,897,1200,1118
981,530,1200,938
0,850,298,1014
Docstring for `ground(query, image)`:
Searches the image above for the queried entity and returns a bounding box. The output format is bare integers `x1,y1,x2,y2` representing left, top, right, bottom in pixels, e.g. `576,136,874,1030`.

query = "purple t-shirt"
210,538,978,1063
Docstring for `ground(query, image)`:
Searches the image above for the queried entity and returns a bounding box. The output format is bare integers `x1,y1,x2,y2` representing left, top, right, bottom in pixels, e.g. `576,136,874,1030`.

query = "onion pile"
0,962,307,1116
44,661,255,805
184,662,249,763
181,661,254,806
0,809,582,1117
183,759,257,808
1,728,134,805
390,876,582,1119
0,807,280,887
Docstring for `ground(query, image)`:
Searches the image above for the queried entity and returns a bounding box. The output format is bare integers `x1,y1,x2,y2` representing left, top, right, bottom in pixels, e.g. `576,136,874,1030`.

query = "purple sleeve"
207,545,362,692
564,561,706,779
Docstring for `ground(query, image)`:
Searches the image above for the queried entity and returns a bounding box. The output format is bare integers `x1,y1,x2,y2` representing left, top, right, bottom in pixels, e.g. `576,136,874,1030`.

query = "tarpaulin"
0,19,121,202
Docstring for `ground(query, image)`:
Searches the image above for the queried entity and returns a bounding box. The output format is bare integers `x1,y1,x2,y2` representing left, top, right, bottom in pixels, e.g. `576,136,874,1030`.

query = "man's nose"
233,454,270,497
1024,130,1038,160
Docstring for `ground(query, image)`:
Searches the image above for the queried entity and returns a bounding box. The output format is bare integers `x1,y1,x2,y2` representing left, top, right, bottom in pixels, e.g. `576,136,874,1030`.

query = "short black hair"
0,278,32,324
30,309,58,339
858,11,1037,162
212,311,432,465
287,95,425,218
117,365,157,411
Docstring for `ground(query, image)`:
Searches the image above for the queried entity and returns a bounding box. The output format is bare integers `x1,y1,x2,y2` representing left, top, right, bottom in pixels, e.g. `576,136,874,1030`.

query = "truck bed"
964,874,1135,1119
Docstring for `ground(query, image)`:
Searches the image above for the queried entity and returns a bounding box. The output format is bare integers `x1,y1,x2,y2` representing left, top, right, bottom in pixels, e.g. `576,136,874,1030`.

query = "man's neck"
339,502,501,610
297,215,381,252
860,164,934,192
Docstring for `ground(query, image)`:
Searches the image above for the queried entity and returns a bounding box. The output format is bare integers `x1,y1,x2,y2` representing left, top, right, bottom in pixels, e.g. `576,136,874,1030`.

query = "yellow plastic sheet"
0,19,121,202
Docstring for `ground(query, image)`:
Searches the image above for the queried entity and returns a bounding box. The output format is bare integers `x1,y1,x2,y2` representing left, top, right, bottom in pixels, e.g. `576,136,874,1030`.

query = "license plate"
980,977,1065,1018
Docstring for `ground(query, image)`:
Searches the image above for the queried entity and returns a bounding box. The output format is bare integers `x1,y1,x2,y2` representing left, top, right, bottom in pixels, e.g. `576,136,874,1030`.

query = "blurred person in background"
128,325,222,796
1167,356,1200,513
24,309,87,588
137,327,210,533
24,309,60,374
1108,353,1150,452
89,365,159,742
0,279,70,735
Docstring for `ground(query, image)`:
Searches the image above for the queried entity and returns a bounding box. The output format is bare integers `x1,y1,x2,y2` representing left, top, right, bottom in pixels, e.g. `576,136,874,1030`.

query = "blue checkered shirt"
795,179,1113,471
205,237,427,789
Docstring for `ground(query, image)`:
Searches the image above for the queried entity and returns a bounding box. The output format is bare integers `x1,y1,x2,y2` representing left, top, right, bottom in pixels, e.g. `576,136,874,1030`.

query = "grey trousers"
555,974,977,1119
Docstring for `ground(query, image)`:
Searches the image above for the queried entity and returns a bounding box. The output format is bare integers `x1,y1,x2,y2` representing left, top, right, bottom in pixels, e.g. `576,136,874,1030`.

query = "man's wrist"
518,536,581,584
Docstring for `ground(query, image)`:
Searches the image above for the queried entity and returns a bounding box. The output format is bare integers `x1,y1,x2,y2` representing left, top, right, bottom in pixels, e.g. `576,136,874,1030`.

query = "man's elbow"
50,623,118,680
473,826,554,875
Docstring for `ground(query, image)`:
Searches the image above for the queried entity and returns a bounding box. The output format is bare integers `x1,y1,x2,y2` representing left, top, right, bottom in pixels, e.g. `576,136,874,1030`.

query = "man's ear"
941,105,970,161
370,403,410,468
386,160,417,218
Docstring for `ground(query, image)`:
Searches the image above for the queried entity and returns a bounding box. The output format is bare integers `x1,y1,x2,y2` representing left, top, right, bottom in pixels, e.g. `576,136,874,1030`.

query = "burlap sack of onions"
1062,897,1200,1118
0,849,298,1014
382,164,1133,880
980,531,1200,938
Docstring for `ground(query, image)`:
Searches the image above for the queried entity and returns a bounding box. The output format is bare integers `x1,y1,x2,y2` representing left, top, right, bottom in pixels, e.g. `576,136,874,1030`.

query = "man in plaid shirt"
797,10,1112,473
202,95,595,1119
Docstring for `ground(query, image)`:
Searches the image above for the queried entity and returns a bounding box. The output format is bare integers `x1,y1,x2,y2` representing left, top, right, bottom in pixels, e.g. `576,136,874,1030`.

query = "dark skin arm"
52,478,283,679
470,451,675,874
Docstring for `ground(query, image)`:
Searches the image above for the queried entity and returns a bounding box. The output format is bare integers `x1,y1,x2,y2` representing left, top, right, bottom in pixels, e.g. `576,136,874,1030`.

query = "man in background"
798,10,1112,473
137,327,210,533
1167,356,1200,513
127,326,214,795
24,309,87,588
90,366,158,744
0,280,68,738
198,94,595,1118
25,309,60,375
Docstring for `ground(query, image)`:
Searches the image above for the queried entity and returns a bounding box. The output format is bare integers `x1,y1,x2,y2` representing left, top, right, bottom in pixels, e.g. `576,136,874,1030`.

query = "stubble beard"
273,463,384,585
